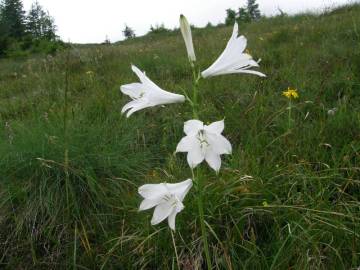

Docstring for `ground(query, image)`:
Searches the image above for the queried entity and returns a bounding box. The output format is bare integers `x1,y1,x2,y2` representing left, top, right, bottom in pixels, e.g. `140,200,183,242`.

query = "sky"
22,0,353,44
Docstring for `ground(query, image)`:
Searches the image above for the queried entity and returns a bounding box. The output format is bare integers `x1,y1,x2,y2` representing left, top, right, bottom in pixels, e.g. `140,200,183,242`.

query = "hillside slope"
0,4,360,269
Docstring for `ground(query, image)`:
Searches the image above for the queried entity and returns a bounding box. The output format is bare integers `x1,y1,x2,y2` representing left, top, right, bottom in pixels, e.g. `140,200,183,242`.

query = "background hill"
0,4,360,269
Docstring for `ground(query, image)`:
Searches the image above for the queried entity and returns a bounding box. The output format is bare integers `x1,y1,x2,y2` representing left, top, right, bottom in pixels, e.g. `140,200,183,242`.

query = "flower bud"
180,14,196,63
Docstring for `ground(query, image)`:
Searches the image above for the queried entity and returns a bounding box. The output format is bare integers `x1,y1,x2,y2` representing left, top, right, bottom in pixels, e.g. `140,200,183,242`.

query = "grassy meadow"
1,4,360,269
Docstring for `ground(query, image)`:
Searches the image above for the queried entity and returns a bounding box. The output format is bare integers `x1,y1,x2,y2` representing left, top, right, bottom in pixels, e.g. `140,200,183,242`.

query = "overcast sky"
22,0,353,43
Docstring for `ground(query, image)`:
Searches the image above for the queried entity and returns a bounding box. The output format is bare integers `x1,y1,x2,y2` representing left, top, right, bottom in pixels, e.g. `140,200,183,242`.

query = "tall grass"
1,4,360,269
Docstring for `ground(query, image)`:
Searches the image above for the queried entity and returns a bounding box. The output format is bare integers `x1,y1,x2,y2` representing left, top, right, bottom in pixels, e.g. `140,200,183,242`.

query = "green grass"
1,4,360,269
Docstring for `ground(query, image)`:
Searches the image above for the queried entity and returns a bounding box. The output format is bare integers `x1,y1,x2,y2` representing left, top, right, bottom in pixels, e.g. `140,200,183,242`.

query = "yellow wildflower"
86,71,94,76
282,88,299,99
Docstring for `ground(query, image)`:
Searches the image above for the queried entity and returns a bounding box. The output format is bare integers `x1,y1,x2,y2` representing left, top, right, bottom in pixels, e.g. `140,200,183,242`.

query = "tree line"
225,0,261,26
0,0,62,57
122,0,262,40
0,0,262,53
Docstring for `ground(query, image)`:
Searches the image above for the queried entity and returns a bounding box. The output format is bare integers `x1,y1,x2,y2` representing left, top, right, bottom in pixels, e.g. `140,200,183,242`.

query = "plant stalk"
288,100,292,130
191,65,200,119
171,230,181,270
192,168,212,269
64,50,70,209
189,63,211,269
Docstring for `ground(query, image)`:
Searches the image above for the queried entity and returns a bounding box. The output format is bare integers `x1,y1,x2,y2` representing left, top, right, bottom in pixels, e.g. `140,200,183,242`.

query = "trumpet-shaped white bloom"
120,65,185,117
138,179,193,230
201,23,266,78
180,15,196,62
176,120,232,172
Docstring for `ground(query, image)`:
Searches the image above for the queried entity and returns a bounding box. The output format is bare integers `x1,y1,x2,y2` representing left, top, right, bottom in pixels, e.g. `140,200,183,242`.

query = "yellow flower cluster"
282,88,299,99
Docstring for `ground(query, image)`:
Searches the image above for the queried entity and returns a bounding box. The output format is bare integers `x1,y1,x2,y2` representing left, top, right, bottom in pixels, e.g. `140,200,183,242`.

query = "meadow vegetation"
0,4,360,269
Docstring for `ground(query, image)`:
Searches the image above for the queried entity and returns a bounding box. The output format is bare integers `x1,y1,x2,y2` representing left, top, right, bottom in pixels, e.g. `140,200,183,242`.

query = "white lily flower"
176,120,232,172
120,65,185,117
180,14,196,62
201,23,266,78
138,179,193,230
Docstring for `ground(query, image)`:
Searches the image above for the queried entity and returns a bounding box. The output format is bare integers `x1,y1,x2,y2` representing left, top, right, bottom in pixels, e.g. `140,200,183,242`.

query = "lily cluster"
120,15,265,231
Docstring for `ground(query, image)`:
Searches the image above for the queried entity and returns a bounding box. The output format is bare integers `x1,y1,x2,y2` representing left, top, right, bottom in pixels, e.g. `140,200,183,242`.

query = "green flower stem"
192,168,212,270
64,51,70,210
288,99,292,130
190,65,201,119
189,64,212,269
171,230,180,270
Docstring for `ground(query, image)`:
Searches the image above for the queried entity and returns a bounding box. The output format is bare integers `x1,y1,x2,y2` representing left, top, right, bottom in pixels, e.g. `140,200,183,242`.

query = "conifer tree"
0,0,58,56
0,3,8,55
0,0,26,39
40,11,56,40
26,1,42,38
247,0,261,21
123,25,135,39
27,1,56,40
238,7,250,23
225,8,236,26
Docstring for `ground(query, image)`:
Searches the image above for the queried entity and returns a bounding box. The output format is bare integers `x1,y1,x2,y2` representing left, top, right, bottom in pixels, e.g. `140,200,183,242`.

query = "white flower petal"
149,90,185,106
167,210,177,231
184,120,203,135
131,65,168,93
205,149,222,172
231,22,239,39
217,25,243,64
176,135,197,153
121,100,142,114
234,69,267,77
217,27,247,68
151,201,174,225
120,83,143,99
138,183,168,199
226,54,255,71
167,179,193,202
244,58,260,67
131,65,153,85
205,120,224,134
206,133,232,155
126,102,149,118
187,143,205,168
139,198,163,211
235,34,247,53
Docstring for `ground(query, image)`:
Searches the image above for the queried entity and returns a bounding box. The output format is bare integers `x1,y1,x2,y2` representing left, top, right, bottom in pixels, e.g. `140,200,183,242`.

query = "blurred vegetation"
0,3,360,269
225,0,261,26
0,0,64,58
